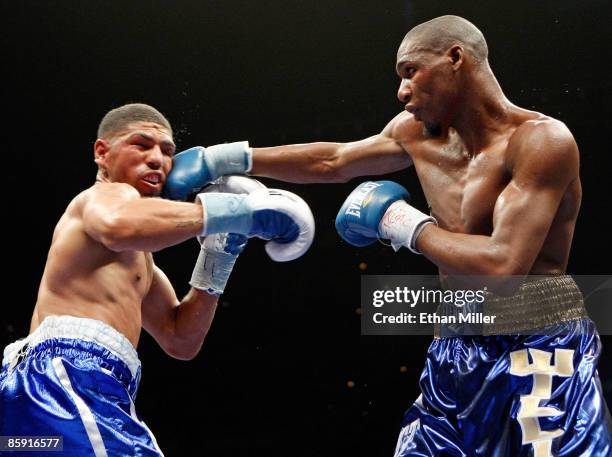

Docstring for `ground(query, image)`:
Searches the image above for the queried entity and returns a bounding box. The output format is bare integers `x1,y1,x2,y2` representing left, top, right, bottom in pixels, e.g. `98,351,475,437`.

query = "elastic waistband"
435,275,589,338
2,315,140,378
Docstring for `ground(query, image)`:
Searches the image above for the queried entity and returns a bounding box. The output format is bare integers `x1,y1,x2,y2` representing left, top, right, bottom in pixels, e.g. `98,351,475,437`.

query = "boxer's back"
30,186,153,346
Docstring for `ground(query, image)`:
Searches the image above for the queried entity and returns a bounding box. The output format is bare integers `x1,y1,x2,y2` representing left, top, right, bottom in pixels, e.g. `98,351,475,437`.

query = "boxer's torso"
394,107,581,274
30,187,153,346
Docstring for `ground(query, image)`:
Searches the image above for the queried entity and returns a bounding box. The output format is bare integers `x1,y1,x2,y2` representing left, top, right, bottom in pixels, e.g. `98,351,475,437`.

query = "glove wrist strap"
204,141,252,179
197,193,250,236
190,247,238,296
378,201,437,254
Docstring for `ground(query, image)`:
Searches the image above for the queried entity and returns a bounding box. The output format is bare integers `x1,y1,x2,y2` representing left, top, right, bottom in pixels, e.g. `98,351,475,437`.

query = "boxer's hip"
0,316,162,456
2,315,141,396
435,275,590,338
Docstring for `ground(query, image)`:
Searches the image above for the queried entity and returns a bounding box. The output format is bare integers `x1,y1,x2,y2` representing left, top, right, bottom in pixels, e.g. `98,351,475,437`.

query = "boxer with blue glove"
335,181,436,254
160,139,315,261
224,15,611,455
0,104,314,457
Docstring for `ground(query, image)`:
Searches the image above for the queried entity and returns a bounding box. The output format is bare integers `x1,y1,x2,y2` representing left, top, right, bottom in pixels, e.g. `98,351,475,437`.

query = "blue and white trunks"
394,276,612,457
0,315,163,456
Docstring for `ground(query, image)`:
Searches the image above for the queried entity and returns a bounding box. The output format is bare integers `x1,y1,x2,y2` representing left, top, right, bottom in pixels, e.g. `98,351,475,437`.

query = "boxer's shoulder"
506,114,578,178
89,181,141,199
83,183,141,212
383,111,424,141
511,112,574,144
60,184,139,224
382,111,433,160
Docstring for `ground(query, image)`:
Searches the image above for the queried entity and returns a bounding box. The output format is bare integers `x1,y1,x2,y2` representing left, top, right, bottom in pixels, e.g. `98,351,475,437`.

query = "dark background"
2,1,611,455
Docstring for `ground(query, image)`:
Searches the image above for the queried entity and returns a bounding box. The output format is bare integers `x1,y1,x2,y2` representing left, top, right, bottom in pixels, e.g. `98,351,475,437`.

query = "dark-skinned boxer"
162,16,611,456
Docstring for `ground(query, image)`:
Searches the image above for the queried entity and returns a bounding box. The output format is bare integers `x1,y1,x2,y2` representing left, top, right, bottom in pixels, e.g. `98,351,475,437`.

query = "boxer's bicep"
490,182,562,274
490,123,578,274
334,112,415,180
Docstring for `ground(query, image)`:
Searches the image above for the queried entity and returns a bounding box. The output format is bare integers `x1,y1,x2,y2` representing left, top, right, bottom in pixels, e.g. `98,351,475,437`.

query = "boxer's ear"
94,139,111,172
94,138,110,159
448,45,464,70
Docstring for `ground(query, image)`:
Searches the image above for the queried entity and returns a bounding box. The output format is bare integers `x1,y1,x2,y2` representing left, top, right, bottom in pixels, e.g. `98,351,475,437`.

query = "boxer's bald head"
97,103,173,140
399,15,488,66
395,16,497,131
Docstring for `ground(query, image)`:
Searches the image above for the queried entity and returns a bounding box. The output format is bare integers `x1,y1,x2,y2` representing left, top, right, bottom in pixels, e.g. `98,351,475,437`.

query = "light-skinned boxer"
0,103,314,456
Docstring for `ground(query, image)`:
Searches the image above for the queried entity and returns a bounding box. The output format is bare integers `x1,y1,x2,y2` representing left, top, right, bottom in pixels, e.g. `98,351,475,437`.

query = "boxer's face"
95,122,175,196
396,39,461,127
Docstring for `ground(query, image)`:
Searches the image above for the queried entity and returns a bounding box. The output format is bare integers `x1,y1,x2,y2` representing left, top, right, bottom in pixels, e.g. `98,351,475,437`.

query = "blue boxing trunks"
394,276,612,457
0,315,163,456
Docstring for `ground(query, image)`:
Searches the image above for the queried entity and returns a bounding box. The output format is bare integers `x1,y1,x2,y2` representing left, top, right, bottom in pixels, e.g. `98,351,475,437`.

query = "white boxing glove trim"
202,175,265,195
247,188,315,262
245,147,253,173
378,200,437,254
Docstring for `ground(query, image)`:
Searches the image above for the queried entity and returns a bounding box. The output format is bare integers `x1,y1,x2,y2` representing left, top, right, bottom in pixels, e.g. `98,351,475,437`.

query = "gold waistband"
434,275,589,338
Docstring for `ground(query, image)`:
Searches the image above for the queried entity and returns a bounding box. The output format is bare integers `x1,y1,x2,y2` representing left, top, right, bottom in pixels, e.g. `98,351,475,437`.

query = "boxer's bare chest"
114,249,154,298
410,129,513,235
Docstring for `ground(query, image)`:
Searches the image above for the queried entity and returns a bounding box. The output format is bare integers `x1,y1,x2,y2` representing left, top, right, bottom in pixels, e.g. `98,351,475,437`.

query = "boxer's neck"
450,68,513,154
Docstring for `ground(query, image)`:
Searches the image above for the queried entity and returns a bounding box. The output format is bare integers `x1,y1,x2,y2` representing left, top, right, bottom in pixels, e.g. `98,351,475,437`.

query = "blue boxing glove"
163,141,253,201
335,181,437,254
197,188,315,262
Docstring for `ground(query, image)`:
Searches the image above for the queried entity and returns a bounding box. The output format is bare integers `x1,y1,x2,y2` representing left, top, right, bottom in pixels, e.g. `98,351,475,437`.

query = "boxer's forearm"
100,198,204,252
252,135,411,184
167,288,219,360
416,225,527,276
252,143,347,183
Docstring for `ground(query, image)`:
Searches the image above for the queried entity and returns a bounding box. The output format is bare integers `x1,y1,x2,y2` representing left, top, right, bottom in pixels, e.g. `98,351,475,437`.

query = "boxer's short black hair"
97,103,172,139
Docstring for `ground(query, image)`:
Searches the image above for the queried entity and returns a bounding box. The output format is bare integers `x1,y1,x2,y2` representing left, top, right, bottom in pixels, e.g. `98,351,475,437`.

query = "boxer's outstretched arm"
251,113,413,183
416,120,580,276
82,182,204,252
142,264,217,360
